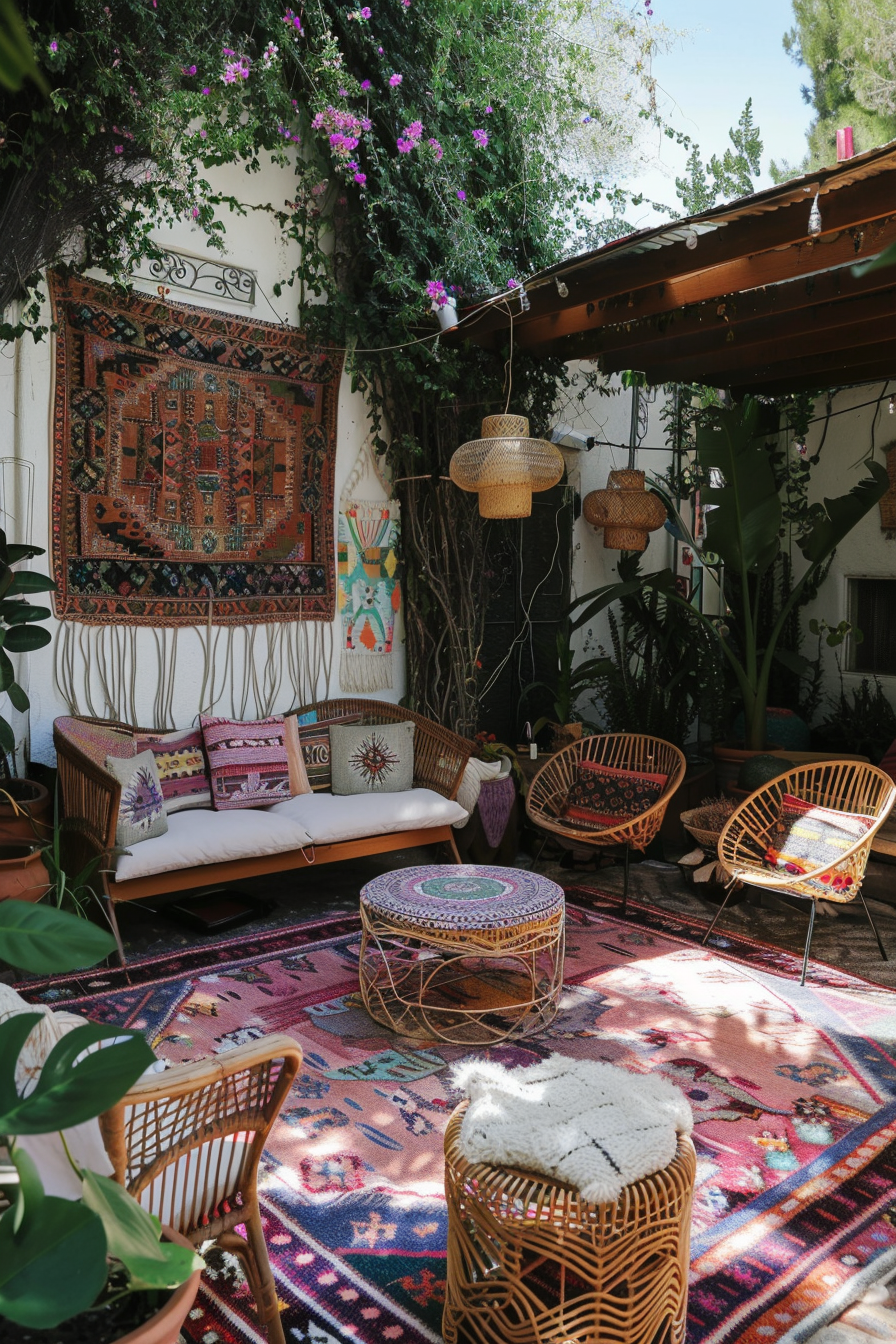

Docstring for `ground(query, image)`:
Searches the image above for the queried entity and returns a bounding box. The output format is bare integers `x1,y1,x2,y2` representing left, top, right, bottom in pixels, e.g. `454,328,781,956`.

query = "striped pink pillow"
200,715,309,811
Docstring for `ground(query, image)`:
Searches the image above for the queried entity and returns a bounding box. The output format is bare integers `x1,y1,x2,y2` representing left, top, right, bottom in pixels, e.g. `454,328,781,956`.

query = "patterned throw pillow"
134,728,211,814
761,793,874,894
562,760,668,831
330,721,415,795
200,714,309,811
105,751,168,847
297,713,361,790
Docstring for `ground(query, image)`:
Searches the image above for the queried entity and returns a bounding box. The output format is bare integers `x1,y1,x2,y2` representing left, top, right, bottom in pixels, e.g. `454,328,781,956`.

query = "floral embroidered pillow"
105,751,168,848
200,714,309,811
562,760,667,831
134,728,211,814
761,793,874,894
330,721,415,795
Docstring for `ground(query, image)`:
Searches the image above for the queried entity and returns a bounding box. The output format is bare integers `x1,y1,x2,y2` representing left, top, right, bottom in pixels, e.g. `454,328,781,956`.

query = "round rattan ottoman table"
443,1101,696,1344
359,864,565,1045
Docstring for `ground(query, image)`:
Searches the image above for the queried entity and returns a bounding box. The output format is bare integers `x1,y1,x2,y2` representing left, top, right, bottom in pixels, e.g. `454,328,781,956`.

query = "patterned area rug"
49,272,342,625
28,894,896,1344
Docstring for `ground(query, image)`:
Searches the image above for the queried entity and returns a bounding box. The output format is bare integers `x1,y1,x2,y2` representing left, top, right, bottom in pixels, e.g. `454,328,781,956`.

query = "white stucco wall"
0,155,403,769
799,381,896,718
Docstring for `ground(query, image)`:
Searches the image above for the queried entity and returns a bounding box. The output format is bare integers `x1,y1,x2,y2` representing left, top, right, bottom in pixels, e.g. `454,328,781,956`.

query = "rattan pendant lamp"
583,384,667,550
449,413,564,518
449,293,564,518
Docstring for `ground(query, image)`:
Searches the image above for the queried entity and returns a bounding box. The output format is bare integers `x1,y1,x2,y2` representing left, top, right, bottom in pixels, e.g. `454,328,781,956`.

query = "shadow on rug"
28,895,896,1344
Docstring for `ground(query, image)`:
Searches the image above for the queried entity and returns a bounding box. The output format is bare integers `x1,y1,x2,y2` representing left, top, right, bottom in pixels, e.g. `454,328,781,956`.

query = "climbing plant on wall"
1,0,661,731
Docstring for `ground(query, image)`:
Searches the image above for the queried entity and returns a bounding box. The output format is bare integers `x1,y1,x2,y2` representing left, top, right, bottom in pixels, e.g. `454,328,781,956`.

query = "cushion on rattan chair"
759,793,875,895
562,759,668,831
133,1128,250,1229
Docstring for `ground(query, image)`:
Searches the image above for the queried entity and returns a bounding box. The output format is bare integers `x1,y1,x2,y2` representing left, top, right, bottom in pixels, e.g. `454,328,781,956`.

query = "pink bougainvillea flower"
377,45,384,54
354,172,367,185
396,136,415,153
389,73,402,86
199,128,208,138
338,87,349,97
360,79,372,90
485,105,493,113
201,86,210,95
182,63,197,75
191,206,199,218
456,189,466,201
507,277,518,288
472,128,489,148
222,47,234,55
360,4,372,14
427,137,442,161
426,280,447,305
113,144,124,154
405,120,423,140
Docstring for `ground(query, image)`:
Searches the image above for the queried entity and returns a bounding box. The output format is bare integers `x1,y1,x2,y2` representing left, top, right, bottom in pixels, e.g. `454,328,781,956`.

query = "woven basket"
583,469,667,551
680,805,727,851
450,414,564,519
880,441,896,531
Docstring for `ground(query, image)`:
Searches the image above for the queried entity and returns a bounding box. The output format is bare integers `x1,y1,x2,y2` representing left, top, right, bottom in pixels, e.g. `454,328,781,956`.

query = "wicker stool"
359,864,565,1046
443,1101,696,1344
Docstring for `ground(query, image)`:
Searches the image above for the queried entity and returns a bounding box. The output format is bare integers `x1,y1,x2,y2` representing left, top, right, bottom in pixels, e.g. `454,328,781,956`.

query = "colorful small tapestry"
563,760,667,830
49,272,342,626
134,728,211,814
200,714,308,810
337,501,401,692
104,751,167,846
762,793,874,894
297,712,362,790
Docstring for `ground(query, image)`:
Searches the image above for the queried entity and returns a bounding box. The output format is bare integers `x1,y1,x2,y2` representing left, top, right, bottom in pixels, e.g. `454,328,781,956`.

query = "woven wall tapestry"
337,501,401,692
50,273,343,625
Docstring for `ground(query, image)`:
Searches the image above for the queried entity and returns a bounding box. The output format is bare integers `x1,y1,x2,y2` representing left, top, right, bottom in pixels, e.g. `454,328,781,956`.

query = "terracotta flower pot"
115,1227,201,1344
0,844,50,903
0,779,52,845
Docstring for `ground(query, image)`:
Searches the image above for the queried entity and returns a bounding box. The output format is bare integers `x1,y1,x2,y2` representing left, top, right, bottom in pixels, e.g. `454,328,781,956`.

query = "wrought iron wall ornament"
134,249,256,304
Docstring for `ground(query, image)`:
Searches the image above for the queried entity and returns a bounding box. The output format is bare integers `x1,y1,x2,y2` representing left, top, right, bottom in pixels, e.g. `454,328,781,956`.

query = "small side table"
443,1101,696,1344
359,864,565,1046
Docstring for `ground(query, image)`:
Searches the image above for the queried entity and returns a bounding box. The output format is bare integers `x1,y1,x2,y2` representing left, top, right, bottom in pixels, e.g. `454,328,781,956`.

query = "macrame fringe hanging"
54,615,334,727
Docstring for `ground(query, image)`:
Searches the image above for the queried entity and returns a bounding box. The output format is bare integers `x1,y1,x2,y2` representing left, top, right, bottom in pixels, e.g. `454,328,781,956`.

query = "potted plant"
0,899,202,1340
0,527,55,845
572,397,888,772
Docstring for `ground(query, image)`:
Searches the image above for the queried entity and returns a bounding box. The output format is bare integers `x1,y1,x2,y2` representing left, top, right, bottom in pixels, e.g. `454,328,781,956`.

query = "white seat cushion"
267,787,468,845
114,807,313,882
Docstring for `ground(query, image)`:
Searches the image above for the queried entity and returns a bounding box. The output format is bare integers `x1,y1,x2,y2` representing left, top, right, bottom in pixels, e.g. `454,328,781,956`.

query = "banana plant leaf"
697,396,781,577
797,461,889,565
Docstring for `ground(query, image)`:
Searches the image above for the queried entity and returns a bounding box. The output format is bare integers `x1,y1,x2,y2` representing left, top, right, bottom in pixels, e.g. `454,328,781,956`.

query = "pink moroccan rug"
29,892,896,1344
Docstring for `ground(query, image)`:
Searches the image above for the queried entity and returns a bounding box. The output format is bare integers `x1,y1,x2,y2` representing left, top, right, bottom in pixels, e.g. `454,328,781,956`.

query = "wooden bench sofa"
54,698,472,961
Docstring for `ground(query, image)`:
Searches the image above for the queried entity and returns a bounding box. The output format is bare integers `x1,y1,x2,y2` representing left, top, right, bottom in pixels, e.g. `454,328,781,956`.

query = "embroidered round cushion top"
361,864,564,930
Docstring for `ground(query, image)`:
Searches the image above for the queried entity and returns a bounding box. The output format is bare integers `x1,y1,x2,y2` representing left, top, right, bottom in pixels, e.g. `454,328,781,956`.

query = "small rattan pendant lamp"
449,413,564,518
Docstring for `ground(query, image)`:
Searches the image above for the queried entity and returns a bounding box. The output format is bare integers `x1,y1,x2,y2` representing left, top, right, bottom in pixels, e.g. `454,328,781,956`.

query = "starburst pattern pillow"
329,721,415,794
105,751,168,847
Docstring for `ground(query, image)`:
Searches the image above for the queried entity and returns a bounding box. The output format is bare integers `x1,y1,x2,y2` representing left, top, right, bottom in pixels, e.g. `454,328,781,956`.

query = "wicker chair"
443,1101,696,1344
526,734,687,913
100,1033,302,1344
709,761,896,985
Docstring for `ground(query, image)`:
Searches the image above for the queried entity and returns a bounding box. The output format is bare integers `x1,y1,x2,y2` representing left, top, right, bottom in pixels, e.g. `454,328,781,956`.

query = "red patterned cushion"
762,793,874,894
200,715,309,811
562,760,667,831
297,713,362,790
135,728,211,814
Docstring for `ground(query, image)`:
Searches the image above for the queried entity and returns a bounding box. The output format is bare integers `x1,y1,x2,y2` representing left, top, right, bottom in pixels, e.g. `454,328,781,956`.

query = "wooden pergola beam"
506,214,896,357
519,263,896,367
462,169,896,345
706,344,896,392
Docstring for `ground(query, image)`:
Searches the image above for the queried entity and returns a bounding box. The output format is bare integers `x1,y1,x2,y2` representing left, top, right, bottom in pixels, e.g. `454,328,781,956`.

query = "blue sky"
623,0,815,225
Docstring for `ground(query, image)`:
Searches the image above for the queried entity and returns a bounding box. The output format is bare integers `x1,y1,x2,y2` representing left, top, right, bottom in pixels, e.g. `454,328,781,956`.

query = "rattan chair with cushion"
100,1033,302,1344
526,734,687,913
708,760,896,985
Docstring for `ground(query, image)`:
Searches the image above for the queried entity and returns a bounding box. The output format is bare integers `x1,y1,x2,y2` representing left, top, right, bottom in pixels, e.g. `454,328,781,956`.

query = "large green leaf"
0,1021,154,1133
568,574,670,633
3,603,52,626
798,461,889,566
3,626,52,653
5,573,56,596
0,0,49,96
0,899,116,973
3,545,46,565
82,1171,203,1291
0,1155,106,1328
697,397,782,577
853,240,896,276
5,681,28,712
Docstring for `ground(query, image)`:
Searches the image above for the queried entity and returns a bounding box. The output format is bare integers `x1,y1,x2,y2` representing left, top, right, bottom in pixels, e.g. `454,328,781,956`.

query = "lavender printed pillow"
105,751,168,847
